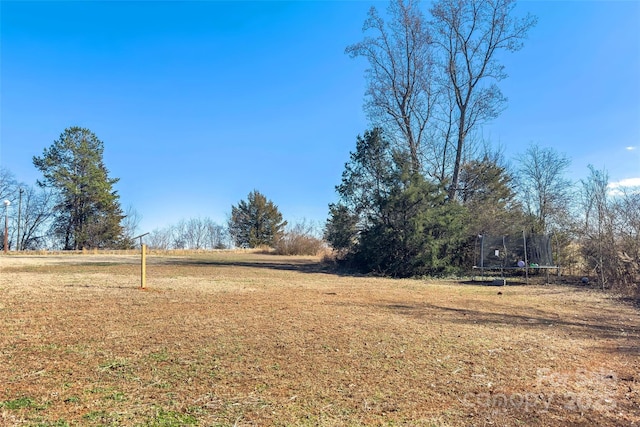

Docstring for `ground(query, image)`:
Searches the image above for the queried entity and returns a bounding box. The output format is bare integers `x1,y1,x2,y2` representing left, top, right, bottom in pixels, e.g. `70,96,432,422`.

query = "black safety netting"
475,234,555,269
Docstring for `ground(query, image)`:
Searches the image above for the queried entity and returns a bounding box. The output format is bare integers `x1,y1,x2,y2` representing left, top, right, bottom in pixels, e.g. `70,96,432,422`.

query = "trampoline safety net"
475,234,555,269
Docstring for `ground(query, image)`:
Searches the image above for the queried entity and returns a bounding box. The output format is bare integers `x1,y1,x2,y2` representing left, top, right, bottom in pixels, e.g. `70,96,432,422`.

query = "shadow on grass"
381,301,640,352
592,345,640,356
156,256,363,277
460,275,610,290
62,283,140,290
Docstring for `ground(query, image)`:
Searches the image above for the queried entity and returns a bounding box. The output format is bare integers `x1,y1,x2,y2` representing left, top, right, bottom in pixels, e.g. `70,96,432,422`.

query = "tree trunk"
448,114,466,202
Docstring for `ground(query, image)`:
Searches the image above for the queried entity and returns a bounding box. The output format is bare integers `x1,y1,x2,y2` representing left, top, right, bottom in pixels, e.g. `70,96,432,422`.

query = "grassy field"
0,252,638,426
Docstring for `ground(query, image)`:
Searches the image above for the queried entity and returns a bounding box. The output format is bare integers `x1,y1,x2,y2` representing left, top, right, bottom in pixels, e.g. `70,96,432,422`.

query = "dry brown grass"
0,252,638,426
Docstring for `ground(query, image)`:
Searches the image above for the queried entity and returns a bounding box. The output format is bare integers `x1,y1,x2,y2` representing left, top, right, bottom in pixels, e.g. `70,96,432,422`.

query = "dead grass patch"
0,252,638,426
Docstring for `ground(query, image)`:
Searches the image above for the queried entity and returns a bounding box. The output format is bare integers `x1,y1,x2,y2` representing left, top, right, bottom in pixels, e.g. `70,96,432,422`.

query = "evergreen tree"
228,190,287,248
324,203,359,256
33,127,125,250
458,156,524,236
326,128,468,277
353,164,467,277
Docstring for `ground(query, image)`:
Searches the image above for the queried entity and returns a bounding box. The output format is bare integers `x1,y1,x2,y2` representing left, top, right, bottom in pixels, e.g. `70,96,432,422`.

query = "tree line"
1,0,637,298
146,191,324,256
0,129,320,255
324,0,639,298
2,124,636,297
1,127,132,251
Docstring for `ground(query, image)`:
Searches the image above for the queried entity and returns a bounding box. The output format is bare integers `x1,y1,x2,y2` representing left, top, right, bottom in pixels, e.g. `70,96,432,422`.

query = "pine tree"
326,128,468,277
33,127,125,250
228,190,287,248
458,156,524,236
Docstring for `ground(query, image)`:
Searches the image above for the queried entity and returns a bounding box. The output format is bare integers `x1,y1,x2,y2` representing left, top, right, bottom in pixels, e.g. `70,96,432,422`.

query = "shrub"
274,220,325,256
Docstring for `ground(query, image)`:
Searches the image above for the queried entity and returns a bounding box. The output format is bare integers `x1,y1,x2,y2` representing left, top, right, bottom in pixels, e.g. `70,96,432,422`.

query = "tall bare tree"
16,186,55,250
430,0,536,201
516,144,573,233
0,168,55,250
204,218,228,249
346,0,437,173
347,0,535,197
0,168,18,250
146,218,228,250
0,167,18,203
148,227,172,250
121,205,142,248
184,217,208,250
611,188,640,298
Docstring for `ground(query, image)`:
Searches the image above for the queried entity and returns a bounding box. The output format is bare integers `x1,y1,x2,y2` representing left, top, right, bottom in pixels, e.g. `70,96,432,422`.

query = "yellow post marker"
133,233,150,289
141,244,147,289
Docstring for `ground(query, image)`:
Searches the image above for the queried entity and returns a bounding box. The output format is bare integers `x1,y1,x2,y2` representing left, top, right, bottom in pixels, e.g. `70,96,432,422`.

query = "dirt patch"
1,253,638,426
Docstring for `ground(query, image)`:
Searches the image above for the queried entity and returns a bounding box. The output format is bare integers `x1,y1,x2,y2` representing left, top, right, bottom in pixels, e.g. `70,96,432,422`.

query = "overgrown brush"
273,220,325,256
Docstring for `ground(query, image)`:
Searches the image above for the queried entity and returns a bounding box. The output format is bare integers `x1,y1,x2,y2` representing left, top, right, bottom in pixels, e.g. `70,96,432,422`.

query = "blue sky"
1,0,639,233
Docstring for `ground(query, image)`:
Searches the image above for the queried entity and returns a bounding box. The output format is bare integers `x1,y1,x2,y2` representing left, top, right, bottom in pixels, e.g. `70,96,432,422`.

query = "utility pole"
3,200,10,254
17,188,23,251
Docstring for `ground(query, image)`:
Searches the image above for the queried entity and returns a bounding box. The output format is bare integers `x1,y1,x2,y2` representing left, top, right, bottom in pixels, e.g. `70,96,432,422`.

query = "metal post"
3,200,10,254
523,230,529,285
501,236,507,281
479,234,484,280
17,188,23,251
3,206,7,254
141,244,147,289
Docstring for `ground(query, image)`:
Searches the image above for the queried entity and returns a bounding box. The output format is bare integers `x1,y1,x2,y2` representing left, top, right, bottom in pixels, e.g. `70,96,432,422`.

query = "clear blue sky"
1,1,639,233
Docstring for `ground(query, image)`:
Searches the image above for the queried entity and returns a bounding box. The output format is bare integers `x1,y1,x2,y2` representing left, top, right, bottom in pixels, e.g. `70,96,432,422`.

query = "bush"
274,220,325,256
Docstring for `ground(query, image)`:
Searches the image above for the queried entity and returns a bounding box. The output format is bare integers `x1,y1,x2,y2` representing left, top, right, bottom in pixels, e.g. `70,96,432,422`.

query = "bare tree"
347,0,535,195
204,218,228,249
580,167,640,296
148,227,172,250
346,0,437,173
121,205,142,247
516,144,573,233
0,168,17,250
171,220,188,249
184,217,208,250
0,168,56,250
430,0,536,201
146,218,229,250
580,166,612,288
611,189,640,298
0,167,18,201
613,189,640,242
16,186,55,250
